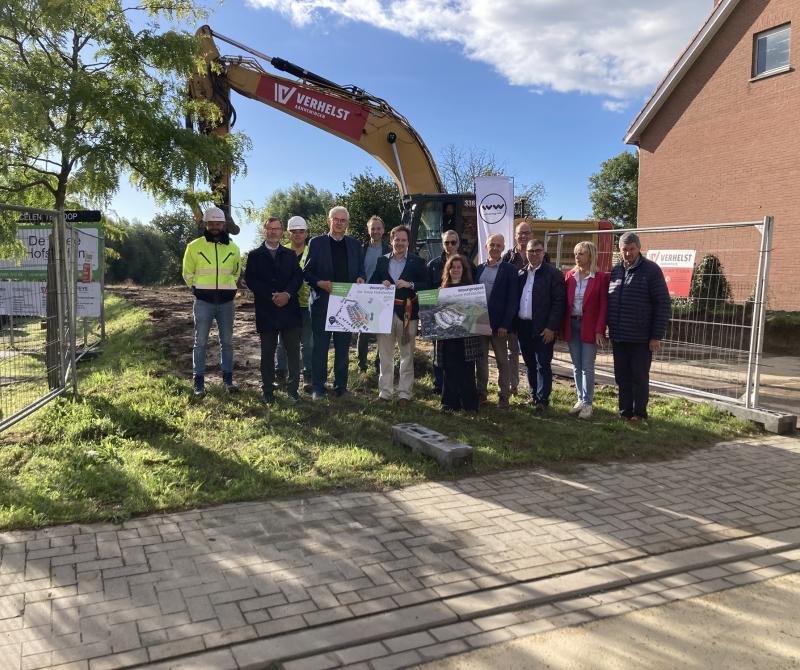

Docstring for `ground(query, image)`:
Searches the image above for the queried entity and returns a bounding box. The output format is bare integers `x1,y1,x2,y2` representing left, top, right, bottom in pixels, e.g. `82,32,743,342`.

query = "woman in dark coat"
433,254,482,412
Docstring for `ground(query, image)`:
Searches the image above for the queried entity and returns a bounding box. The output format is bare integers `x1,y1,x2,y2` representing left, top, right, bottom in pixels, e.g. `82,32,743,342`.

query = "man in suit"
245,217,303,404
358,215,391,373
304,205,366,400
370,225,429,406
516,238,566,411
475,234,518,408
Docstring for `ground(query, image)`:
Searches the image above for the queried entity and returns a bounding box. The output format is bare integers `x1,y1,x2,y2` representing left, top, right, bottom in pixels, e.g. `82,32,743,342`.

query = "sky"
111,0,714,252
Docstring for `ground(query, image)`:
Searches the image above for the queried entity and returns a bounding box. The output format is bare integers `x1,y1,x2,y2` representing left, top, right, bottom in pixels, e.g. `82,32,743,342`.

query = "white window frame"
752,23,791,80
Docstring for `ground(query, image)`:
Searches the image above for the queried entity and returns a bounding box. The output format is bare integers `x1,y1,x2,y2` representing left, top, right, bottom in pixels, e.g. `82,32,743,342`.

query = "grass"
0,295,759,530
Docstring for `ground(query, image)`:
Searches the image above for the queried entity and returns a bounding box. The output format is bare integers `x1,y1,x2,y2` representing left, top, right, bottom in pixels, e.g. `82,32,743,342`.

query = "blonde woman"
562,241,609,419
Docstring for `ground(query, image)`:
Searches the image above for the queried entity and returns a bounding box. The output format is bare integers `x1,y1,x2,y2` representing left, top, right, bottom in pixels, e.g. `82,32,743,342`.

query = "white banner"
0,226,100,274
325,282,396,333
0,280,102,318
475,176,514,264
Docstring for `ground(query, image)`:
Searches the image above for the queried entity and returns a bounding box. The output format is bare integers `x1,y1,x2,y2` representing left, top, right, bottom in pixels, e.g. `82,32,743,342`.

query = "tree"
588,151,639,227
105,221,171,285
258,182,335,240
150,209,198,283
438,144,546,218
338,171,401,242
0,0,246,216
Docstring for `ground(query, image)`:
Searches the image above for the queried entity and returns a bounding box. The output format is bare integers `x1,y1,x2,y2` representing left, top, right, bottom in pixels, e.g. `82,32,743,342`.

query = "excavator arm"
187,25,444,233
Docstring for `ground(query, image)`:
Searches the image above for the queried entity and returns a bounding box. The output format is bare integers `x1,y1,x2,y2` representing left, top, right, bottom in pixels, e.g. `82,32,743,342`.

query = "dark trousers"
517,320,554,405
433,364,443,393
260,328,300,395
311,305,351,395
441,339,479,411
612,341,652,419
357,332,380,372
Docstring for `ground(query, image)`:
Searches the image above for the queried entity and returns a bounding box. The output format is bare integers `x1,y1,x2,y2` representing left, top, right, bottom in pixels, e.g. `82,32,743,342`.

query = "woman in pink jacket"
562,241,609,419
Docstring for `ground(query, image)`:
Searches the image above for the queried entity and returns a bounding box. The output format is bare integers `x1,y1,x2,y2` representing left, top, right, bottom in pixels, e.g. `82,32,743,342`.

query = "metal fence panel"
0,204,69,431
544,218,771,408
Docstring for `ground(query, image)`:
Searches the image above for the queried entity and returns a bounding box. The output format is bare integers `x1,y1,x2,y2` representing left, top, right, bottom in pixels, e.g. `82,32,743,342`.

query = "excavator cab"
407,193,479,263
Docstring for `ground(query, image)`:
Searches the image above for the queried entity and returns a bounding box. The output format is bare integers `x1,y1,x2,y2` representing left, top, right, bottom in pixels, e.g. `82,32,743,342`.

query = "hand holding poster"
325,282,396,333
418,284,492,339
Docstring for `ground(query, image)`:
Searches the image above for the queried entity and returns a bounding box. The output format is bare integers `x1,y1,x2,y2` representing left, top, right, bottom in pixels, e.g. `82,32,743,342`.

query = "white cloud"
602,100,630,113
246,0,712,107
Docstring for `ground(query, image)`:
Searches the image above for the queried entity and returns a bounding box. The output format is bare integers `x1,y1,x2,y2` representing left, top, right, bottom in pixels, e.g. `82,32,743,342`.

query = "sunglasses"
443,240,459,246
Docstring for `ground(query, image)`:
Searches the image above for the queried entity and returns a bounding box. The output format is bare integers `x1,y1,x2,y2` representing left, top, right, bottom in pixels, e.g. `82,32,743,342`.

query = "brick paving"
1,435,799,669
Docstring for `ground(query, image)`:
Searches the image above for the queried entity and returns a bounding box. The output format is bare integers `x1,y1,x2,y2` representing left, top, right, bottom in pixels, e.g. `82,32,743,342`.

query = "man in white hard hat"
275,215,314,394
182,206,241,397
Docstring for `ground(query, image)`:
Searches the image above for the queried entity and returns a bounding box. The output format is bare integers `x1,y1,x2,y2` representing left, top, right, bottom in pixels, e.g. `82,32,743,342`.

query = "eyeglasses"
527,248,544,254
443,240,458,246
331,217,348,224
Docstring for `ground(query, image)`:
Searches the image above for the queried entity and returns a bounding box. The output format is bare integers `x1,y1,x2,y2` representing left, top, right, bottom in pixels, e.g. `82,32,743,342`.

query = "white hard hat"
287,216,308,231
203,206,226,223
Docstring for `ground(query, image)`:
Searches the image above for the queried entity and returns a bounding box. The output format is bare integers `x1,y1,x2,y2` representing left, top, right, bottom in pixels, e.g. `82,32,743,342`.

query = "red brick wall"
636,0,799,310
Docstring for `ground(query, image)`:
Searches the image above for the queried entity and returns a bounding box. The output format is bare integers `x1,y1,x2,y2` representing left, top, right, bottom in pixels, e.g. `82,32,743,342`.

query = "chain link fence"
544,217,773,409
0,204,105,432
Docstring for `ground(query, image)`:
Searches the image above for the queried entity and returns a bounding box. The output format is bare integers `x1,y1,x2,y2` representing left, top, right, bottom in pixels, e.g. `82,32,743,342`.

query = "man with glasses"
358,215,390,373
516,239,565,412
304,206,366,400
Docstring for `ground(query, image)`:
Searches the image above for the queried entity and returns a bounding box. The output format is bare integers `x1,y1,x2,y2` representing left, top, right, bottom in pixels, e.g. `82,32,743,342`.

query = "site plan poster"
325,283,395,333
418,284,492,340
646,249,696,297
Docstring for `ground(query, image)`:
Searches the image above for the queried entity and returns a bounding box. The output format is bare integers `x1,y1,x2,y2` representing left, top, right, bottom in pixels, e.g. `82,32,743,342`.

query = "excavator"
187,26,605,263
186,25,493,260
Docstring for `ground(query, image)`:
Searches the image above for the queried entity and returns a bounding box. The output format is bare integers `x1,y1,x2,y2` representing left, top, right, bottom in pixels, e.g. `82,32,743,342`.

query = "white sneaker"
578,404,593,420
569,401,585,415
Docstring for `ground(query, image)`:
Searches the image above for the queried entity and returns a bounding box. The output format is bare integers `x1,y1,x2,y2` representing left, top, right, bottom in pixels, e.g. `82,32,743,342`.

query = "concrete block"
710,402,796,434
392,424,473,469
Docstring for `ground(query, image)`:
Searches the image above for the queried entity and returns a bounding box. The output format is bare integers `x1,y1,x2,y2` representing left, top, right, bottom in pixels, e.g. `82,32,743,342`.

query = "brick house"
625,0,799,310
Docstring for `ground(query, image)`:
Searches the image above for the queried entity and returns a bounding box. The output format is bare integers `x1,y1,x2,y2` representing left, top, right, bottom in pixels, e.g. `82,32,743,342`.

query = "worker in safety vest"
182,206,241,397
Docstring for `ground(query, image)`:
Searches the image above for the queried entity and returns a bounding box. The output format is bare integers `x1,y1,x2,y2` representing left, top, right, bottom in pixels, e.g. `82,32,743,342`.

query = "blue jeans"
568,317,597,404
311,302,351,395
517,321,554,405
276,308,313,380
192,298,234,376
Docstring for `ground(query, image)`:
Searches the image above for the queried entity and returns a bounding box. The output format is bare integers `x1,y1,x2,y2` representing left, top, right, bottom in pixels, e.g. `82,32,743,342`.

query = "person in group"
182,206,241,397
516,238,565,411
370,225,428,406
607,231,671,422
562,241,609,420
475,234,518,408
245,216,303,403
434,255,482,412
427,230,469,394
358,215,390,373
274,215,313,393
304,205,366,400
501,220,533,395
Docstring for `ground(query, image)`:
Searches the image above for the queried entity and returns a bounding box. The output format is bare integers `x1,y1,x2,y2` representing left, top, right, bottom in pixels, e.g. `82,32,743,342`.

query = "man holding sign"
304,206,365,400
370,225,429,406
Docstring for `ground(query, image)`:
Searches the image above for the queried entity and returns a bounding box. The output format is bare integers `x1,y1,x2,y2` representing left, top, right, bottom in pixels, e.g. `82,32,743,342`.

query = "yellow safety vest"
182,236,241,292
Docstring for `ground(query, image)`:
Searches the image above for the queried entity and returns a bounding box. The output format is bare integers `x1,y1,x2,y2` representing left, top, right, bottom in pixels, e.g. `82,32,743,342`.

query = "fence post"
68,222,78,395
746,216,773,409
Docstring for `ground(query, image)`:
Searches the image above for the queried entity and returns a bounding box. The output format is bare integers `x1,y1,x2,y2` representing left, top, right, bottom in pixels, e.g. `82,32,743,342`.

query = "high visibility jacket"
282,242,310,308
182,235,241,303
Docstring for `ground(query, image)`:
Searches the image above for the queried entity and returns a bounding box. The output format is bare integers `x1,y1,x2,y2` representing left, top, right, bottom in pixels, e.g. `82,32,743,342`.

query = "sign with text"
475,176,514,264
646,249,696,297
256,73,370,141
0,225,102,281
0,280,101,317
17,210,102,223
418,284,491,339
325,283,396,333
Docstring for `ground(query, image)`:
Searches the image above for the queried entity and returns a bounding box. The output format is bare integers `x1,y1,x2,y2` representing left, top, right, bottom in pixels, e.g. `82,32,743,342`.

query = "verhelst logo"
274,84,297,105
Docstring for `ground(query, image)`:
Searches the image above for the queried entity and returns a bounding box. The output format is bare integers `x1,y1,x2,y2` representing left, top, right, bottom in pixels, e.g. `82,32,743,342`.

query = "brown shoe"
398,398,409,408
510,386,518,396
478,393,488,405
497,395,510,409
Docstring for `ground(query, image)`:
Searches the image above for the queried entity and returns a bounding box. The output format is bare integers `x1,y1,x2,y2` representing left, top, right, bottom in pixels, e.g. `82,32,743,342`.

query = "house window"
753,24,791,78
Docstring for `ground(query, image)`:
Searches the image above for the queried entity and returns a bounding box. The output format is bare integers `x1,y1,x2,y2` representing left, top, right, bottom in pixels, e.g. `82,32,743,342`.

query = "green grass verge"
0,295,758,530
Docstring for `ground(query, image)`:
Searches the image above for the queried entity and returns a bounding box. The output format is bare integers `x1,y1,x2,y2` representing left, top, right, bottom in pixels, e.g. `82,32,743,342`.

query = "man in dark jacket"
516,239,566,411
607,231,671,421
370,225,429,405
304,205,366,400
475,234,518,408
245,217,303,403
358,215,391,373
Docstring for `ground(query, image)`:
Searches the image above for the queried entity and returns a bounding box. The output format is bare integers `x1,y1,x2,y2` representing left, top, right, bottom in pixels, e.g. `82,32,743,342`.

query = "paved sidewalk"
1,435,799,669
